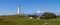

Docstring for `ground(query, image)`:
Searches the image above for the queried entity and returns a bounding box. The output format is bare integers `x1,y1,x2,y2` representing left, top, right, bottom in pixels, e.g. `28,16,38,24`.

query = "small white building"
37,17,40,20
29,17,33,19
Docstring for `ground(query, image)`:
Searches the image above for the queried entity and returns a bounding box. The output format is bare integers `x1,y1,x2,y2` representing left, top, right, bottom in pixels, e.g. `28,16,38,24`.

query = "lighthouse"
18,5,20,17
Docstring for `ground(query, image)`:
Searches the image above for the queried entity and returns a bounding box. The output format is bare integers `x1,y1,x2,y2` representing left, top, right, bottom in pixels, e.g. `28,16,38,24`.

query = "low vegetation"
0,16,60,25
0,12,59,25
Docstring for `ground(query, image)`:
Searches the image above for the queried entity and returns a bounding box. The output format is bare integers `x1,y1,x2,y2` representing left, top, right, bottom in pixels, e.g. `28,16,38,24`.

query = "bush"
40,12,57,19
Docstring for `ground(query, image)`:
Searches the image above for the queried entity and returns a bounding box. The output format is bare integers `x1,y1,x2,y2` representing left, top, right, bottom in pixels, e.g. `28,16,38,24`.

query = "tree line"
28,12,57,19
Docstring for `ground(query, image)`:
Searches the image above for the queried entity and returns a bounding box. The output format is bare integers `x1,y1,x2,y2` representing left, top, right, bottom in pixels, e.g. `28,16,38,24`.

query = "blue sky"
0,0,60,15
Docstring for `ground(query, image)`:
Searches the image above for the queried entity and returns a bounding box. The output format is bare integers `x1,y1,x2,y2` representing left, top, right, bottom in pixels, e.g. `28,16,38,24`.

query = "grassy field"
0,16,60,25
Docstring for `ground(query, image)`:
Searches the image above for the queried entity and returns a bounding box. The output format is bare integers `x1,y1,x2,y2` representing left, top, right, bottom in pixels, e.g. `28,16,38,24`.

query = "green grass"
0,16,60,25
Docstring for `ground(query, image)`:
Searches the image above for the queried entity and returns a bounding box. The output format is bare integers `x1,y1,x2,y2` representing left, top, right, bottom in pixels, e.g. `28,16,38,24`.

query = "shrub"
40,12,57,19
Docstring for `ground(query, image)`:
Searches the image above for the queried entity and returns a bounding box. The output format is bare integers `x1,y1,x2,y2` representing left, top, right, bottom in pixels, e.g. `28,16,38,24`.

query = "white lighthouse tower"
18,5,20,17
